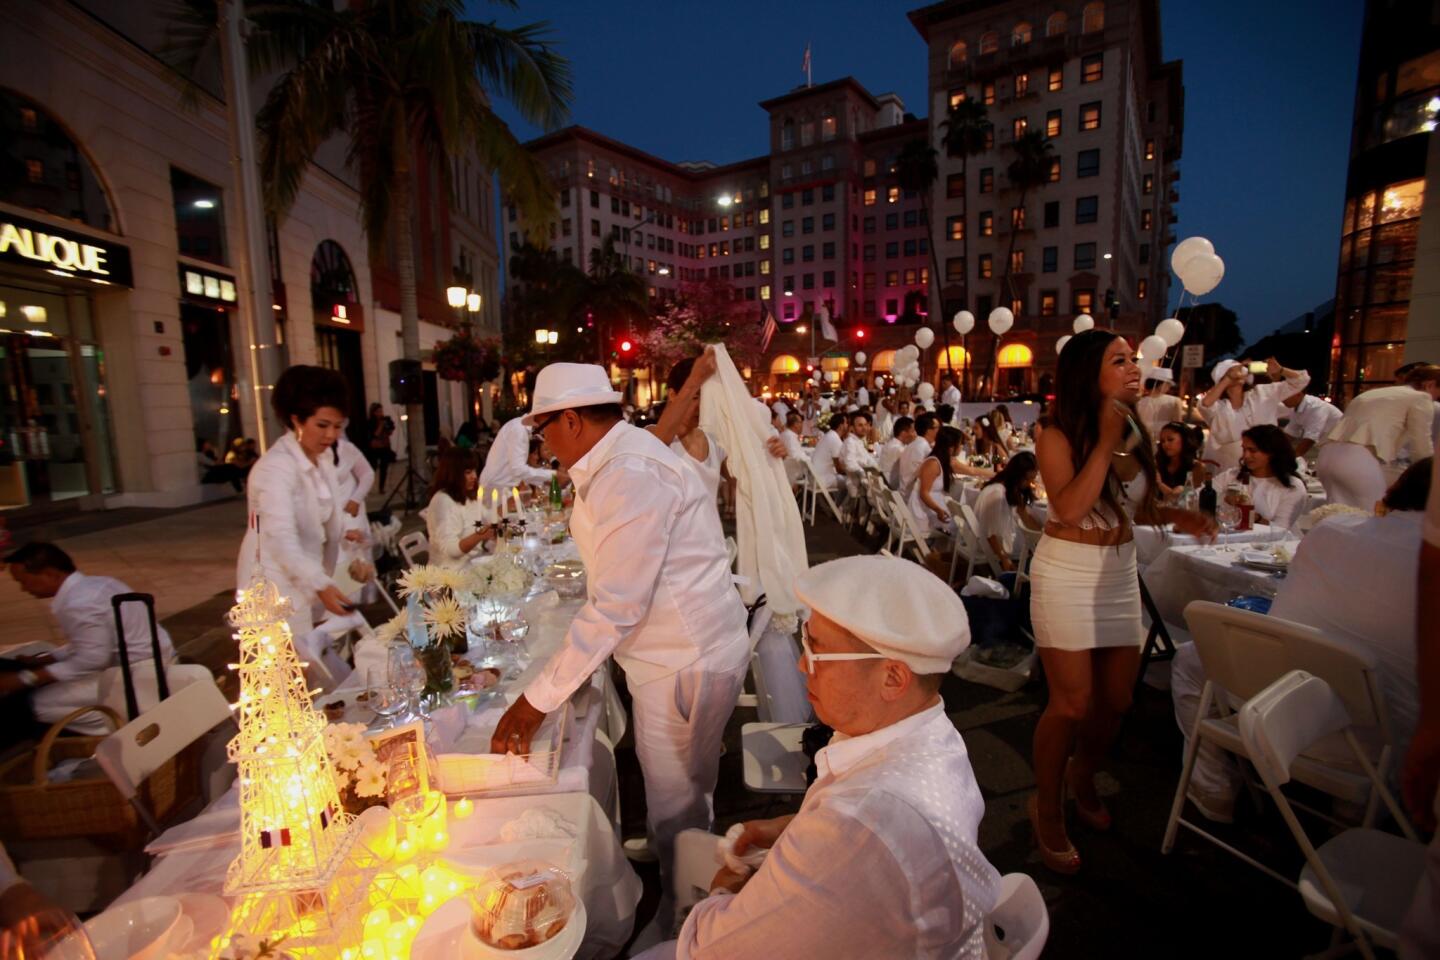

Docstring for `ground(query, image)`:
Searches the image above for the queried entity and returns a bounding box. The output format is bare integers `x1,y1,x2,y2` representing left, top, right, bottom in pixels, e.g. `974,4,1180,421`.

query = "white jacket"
1325,384,1436,464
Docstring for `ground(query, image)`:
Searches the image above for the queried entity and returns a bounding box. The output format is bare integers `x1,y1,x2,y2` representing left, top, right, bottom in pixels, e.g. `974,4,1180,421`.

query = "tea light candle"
453,796,474,819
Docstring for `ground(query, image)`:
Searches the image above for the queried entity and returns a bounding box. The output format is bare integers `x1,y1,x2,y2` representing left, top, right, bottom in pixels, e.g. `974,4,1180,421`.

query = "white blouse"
973,483,1021,558
671,430,727,503
1213,468,1308,531
424,491,490,569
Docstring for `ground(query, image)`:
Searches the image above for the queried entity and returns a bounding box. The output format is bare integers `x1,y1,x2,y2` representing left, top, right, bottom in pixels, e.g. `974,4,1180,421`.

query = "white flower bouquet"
1297,501,1367,534
467,555,534,601
323,721,388,814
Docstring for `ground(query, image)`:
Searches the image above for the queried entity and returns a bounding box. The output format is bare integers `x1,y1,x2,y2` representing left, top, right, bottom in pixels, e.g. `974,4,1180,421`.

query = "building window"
885,212,899,230
887,186,900,204
24,159,43,183
1137,278,1148,300
760,260,771,275
886,298,900,315
979,254,994,279
781,165,793,184
863,159,877,177
1046,110,1062,137
591,219,600,237
949,89,966,108
759,208,770,224
1143,173,1155,194
803,273,815,289
1144,139,1156,161
1012,21,1032,46
1040,290,1058,315
1139,242,1150,265
864,245,876,261
947,173,965,198
784,302,795,319
1010,250,1025,273
802,245,814,262
980,211,994,236
802,188,814,205
782,249,795,265
1011,206,1026,229
782,220,795,237
903,209,918,227
559,188,571,207
171,167,228,265
984,128,994,150
759,234,770,249
904,268,917,285
980,31,999,55
946,257,965,282
1043,201,1060,228
802,216,814,234
1074,243,1097,270
1078,149,1100,177
590,190,600,208
1082,54,1103,84
1013,116,1028,139
1048,157,1061,182
1082,2,1104,34
822,212,835,230
1042,246,1058,272
864,216,876,233
983,82,996,105
1141,209,1153,230
947,216,964,240
864,188,877,206
1075,196,1098,223
1015,73,1030,97
948,41,968,69
801,121,816,147
822,113,838,140
885,241,899,258
1049,66,1063,92
904,239,918,257
885,270,899,286
980,168,994,193
1074,288,1095,314
1046,11,1068,36
1080,102,1101,130
561,218,572,236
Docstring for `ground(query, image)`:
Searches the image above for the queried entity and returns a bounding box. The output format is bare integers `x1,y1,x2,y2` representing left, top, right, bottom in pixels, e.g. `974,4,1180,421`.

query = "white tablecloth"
119,792,640,960
1133,523,1288,568
1143,541,1297,629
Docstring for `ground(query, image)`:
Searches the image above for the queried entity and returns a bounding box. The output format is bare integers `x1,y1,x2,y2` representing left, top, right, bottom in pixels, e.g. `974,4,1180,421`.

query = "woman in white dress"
973,451,1039,571
1029,331,1216,874
909,426,963,540
424,447,495,569
1211,425,1308,531
1199,357,1310,471
236,366,361,640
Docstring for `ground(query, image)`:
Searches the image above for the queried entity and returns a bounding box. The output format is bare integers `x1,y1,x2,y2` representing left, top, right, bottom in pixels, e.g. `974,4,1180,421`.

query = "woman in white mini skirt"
1029,331,1216,874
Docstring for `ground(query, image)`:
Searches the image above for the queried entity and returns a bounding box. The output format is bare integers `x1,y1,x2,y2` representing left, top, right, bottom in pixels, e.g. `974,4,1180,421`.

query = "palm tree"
985,130,1053,397
585,236,647,361
894,138,951,381
164,0,572,476
938,98,992,394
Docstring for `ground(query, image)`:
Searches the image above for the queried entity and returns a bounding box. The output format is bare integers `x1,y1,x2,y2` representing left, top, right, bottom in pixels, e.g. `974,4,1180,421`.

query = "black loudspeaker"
389,358,423,405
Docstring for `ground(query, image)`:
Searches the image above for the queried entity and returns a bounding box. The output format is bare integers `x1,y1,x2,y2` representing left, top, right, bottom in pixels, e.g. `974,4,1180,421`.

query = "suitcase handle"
110,593,170,721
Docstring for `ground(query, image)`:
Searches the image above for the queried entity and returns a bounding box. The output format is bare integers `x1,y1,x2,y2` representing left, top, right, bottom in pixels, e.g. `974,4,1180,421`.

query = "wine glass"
1216,501,1240,536
387,643,426,721
1,903,97,959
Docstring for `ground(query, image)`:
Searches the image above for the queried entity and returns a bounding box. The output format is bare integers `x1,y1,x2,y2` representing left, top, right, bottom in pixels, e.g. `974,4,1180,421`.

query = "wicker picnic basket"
0,705,203,844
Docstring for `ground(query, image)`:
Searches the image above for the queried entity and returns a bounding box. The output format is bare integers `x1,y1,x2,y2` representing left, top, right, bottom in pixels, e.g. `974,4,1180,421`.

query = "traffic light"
854,327,866,340
615,335,637,368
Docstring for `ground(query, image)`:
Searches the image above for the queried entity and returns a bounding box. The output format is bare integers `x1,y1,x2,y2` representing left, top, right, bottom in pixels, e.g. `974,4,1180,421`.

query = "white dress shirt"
523,423,748,713
1271,511,1421,749
877,437,906,488
1204,370,1311,469
674,701,1000,959
973,482,1021,558
479,417,554,491
1283,394,1343,447
1213,468,1309,531
1325,384,1436,464
897,436,933,497
780,428,805,460
34,571,177,726
856,386,870,407
841,433,877,474
941,384,962,409
423,491,490,569
810,429,843,491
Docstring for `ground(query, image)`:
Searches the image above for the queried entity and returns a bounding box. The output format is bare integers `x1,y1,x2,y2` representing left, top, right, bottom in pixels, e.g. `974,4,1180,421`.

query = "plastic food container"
467,861,582,955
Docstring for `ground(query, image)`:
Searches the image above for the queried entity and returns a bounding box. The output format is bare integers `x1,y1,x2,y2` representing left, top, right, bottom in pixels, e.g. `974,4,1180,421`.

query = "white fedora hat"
522,363,624,427
1144,366,1174,383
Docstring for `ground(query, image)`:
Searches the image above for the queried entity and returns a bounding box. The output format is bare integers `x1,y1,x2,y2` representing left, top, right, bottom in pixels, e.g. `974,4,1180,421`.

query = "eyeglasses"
800,622,889,675
531,411,563,434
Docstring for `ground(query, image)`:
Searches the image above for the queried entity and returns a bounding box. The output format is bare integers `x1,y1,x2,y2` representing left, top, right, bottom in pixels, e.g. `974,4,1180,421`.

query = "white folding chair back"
1239,671,1422,958
398,530,429,567
803,458,847,526
943,496,985,586
741,722,810,794
673,828,723,915
96,661,213,727
94,676,233,834
984,873,1050,960
1013,521,1043,594
960,502,1004,575
888,489,931,562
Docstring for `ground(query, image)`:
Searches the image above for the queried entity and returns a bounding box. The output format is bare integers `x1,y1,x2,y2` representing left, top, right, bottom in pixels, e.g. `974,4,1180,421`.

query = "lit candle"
453,796,474,819
511,486,522,516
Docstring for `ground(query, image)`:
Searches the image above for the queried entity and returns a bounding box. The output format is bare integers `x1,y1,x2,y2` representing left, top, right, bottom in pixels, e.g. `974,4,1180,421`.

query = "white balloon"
1055,334,1072,355
898,344,919,360
874,376,885,389
812,370,823,382
917,382,936,401
855,351,867,365
953,310,975,335
914,327,935,349
1171,236,1215,277
1138,334,1168,362
1156,317,1185,347
1072,314,1094,334
987,307,1014,336
1181,253,1225,296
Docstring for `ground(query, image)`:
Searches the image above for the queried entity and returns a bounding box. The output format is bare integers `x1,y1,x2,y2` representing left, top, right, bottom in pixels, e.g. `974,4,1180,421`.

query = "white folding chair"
673,828,724,916
1163,602,1401,874
397,530,429,567
944,496,983,586
1240,671,1422,959
94,676,234,835
1012,519,1043,595
741,722,810,794
887,489,932,563
984,873,1050,960
803,458,848,526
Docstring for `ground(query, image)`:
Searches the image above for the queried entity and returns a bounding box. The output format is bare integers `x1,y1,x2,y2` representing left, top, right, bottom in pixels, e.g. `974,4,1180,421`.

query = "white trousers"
630,655,748,930
1317,441,1386,510
1170,643,1243,800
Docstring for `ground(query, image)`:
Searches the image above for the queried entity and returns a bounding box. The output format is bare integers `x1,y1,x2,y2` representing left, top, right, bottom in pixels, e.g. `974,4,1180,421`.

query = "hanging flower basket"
432,334,501,383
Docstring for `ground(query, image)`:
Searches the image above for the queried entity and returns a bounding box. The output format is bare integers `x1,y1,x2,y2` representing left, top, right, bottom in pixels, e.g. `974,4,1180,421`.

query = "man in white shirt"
780,412,805,460
941,374,962,410
878,416,914,489
1281,390,1343,458
856,383,870,408
841,411,878,474
639,555,1000,960
478,416,555,492
1136,368,1185,441
898,412,939,497
810,415,848,494
491,364,749,930
2,543,177,745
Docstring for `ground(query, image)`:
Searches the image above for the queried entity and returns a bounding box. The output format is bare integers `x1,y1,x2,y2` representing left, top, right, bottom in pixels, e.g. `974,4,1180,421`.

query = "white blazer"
236,433,343,633
1325,384,1436,464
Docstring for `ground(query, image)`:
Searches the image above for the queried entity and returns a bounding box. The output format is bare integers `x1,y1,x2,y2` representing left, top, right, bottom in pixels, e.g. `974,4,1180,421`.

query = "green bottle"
549,471,563,511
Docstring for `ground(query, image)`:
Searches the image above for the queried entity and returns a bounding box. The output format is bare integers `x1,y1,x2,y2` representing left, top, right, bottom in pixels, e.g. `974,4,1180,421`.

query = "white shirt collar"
567,420,629,496
816,699,947,780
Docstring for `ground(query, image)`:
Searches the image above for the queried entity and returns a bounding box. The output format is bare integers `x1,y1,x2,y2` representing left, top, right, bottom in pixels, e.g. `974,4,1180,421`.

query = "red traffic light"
619,339,633,353
855,328,866,339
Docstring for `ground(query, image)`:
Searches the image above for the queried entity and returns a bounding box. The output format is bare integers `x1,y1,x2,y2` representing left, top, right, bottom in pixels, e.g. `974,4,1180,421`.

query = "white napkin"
499,807,577,842
960,576,1010,600
145,791,241,855
716,823,768,876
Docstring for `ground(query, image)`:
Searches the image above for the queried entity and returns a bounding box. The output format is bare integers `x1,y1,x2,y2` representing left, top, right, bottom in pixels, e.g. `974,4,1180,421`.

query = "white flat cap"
1211,359,1238,385
522,363,623,426
795,556,970,674
1145,366,1174,383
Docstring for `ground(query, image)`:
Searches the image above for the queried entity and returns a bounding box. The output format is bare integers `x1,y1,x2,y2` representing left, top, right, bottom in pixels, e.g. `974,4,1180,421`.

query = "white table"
119,792,641,960
1133,523,1289,568
1143,541,1297,629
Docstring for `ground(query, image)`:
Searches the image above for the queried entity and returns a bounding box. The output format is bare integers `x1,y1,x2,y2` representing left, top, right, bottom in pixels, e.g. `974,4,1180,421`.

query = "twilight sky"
480,0,1364,344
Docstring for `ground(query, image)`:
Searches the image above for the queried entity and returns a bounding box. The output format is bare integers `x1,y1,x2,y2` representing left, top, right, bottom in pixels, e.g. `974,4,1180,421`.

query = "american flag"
760,307,778,352
801,43,812,86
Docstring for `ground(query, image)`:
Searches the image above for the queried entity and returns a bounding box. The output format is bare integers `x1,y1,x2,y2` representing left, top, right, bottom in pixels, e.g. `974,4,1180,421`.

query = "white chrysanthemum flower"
353,761,387,799
424,595,466,640
330,742,362,772
373,613,407,645
432,568,468,594
397,565,436,598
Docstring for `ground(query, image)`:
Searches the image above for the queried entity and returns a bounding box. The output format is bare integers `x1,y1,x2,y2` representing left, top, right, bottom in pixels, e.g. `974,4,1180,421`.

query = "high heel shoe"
1065,759,1112,832
1027,794,1081,875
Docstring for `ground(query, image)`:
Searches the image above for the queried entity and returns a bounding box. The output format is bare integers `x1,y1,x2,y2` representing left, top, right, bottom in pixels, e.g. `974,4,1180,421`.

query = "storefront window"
0,91,114,230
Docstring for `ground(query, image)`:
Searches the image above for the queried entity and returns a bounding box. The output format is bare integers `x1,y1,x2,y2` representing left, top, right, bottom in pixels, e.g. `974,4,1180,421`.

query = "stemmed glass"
387,643,427,721
1,904,97,959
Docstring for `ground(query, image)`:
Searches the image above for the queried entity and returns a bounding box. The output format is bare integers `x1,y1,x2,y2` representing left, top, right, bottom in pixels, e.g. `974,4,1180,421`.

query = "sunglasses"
800,621,889,675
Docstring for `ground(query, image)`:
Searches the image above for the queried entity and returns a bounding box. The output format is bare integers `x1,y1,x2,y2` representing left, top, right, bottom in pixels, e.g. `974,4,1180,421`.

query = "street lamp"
467,292,482,314
445,285,467,309
547,330,558,345
535,328,550,344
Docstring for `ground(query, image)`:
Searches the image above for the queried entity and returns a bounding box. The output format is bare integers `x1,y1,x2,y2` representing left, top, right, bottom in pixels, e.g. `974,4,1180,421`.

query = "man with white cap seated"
490,363,750,929
1136,366,1184,442
638,555,1002,959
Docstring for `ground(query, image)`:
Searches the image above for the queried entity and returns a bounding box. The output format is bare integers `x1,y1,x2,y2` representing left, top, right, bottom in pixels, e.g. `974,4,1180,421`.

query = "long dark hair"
984,450,1038,507
933,425,963,492
1238,425,1300,489
1158,421,1201,485
428,447,479,504
1052,329,1161,524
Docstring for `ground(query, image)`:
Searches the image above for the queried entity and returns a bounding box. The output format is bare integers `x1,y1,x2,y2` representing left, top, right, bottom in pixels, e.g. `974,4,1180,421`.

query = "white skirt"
1030,535,1142,651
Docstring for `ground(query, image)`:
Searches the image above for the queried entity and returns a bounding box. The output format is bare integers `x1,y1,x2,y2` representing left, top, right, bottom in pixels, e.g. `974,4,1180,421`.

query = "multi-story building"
511,0,1180,399
1328,0,1439,402
0,1,498,518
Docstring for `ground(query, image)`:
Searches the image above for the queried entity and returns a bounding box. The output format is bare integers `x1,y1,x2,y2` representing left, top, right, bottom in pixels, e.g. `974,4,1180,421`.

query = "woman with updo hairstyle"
1027,330,1216,874
236,365,360,640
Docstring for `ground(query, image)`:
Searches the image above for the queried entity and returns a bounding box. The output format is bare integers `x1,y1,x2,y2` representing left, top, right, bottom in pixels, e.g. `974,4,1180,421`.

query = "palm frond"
464,19,573,130
469,107,558,240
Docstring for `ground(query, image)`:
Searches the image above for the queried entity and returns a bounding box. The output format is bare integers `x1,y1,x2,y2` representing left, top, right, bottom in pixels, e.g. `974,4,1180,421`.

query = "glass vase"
417,638,455,699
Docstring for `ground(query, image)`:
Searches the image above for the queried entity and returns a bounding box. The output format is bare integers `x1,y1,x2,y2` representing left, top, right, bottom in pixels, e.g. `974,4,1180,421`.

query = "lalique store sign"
0,213,134,287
